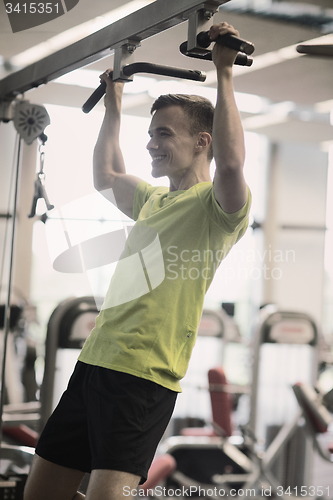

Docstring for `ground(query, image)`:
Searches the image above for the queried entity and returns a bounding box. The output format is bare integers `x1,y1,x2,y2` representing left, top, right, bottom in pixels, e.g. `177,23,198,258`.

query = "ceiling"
0,0,332,145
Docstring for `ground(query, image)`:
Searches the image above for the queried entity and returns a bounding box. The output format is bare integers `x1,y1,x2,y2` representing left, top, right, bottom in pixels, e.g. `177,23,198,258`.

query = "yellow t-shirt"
78,181,251,392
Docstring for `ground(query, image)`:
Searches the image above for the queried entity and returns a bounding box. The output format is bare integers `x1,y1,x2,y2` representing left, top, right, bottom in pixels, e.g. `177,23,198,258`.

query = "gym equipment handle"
179,42,253,66
82,62,206,114
197,30,255,55
296,44,333,58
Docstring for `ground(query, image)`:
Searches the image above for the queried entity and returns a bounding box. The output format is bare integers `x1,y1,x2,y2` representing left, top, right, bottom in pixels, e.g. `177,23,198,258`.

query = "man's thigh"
86,469,141,500
24,454,85,500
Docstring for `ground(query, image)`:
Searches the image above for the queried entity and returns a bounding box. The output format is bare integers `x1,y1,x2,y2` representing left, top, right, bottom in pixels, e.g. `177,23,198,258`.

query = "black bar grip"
82,80,107,114
122,62,206,81
235,53,253,66
82,63,206,113
179,41,253,66
296,44,333,58
197,31,255,55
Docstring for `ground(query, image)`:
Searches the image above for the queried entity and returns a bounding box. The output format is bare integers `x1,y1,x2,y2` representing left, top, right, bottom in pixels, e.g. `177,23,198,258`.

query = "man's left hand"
209,22,240,69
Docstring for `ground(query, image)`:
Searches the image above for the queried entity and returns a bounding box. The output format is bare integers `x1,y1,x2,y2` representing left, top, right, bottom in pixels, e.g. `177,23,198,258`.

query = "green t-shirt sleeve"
197,183,252,238
132,180,154,221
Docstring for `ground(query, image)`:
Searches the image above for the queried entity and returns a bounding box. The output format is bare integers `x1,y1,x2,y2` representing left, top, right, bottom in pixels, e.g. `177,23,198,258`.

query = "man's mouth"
151,155,166,163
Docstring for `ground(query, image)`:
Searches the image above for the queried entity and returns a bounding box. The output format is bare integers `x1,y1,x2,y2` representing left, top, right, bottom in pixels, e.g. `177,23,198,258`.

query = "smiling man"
24,22,252,500
147,97,213,189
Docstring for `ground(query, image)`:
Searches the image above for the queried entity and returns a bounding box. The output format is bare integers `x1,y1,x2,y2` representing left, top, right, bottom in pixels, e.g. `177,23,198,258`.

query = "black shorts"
36,361,177,482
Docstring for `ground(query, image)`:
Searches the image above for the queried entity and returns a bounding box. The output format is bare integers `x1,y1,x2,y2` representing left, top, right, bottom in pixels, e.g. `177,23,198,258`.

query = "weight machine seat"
139,454,176,495
208,367,233,437
181,366,233,438
292,382,333,462
181,427,217,437
2,424,39,448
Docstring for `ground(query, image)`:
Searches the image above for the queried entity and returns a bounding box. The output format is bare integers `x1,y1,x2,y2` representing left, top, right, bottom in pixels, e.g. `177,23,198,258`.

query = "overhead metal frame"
0,0,229,102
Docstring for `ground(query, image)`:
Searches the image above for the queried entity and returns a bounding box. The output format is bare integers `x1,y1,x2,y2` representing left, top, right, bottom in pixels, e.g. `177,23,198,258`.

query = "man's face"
147,106,198,180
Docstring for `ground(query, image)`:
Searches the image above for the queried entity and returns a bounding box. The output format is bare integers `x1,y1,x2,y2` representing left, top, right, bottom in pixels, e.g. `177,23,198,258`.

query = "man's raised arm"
210,23,248,214
93,70,142,219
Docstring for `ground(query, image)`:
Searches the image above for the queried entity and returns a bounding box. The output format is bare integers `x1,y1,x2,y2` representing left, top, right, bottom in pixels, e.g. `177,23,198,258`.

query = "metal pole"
0,136,22,454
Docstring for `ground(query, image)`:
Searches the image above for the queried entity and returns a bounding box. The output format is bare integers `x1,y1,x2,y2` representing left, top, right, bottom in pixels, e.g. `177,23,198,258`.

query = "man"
24,22,251,500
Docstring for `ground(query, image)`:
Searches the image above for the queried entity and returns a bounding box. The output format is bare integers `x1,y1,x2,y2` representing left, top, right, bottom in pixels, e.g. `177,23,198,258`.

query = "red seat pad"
208,367,233,437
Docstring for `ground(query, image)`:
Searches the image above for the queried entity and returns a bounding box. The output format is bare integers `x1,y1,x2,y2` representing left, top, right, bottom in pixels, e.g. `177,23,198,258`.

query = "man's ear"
196,132,212,153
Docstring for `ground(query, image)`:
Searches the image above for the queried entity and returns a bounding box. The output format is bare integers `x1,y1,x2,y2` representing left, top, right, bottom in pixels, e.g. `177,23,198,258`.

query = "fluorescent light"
148,80,216,101
55,68,156,94
321,140,333,153
235,92,269,114
148,80,268,114
242,113,288,130
316,100,333,113
9,1,155,69
55,69,102,89
242,101,295,129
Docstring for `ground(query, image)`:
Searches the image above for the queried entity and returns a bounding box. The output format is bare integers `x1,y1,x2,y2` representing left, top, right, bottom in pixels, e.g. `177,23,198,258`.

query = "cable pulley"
13,100,50,145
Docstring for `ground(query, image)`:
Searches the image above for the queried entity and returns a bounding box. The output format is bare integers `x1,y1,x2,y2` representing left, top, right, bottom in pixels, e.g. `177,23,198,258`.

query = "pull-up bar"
0,0,230,102
82,29,254,113
82,64,206,114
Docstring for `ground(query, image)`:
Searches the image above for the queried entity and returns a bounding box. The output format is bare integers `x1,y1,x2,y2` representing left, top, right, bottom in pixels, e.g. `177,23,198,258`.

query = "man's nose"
146,137,159,151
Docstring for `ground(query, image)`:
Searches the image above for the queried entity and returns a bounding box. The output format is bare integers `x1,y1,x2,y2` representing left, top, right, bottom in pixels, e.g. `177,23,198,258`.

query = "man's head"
150,94,214,162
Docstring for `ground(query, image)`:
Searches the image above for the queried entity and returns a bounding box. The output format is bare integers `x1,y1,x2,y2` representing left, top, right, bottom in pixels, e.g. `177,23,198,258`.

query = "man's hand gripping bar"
82,31,254,114
180,30,254,65
197,30,254,55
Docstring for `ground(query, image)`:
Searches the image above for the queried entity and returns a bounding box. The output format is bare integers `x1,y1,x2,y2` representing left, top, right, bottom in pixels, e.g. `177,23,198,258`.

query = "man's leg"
85,469,140,500
24,454,86,500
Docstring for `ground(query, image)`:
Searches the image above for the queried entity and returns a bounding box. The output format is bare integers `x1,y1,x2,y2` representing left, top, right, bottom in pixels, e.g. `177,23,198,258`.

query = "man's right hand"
100,70,125,112
93,69,142,219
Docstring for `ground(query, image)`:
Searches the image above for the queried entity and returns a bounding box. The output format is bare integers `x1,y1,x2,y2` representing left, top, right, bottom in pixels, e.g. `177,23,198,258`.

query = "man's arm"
210,23,248,214
93,70,142,219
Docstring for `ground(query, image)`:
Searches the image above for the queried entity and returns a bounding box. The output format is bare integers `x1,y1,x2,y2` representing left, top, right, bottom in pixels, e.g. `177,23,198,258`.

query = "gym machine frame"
0,0,255,108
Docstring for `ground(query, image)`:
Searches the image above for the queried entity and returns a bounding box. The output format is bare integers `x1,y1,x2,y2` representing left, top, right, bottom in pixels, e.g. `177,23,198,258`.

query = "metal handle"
82,63,206,114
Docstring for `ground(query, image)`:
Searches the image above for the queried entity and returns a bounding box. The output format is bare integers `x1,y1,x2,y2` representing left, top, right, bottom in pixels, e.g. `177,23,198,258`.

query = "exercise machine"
39,295,102,430
172,306,246,428
157,306,324,499
248,305,319,490
161,364,254,498
0,99,51,496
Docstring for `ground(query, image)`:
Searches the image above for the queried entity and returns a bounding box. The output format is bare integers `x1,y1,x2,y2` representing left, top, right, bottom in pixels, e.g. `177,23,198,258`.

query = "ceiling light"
242,101,295,130
316,100,333,114
55,68,156,94
147,80,268,114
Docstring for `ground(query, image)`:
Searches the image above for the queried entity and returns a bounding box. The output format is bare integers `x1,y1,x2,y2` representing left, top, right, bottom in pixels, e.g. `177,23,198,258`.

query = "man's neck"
169,169,211,192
